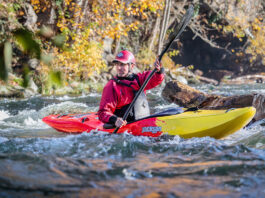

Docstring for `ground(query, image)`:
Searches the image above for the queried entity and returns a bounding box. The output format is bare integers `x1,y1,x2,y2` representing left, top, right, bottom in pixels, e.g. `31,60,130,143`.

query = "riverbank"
1,67,264,98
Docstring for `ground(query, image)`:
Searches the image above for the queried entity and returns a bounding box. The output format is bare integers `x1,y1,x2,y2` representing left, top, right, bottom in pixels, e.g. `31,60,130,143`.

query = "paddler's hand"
115,117,127,128
154,58,162,72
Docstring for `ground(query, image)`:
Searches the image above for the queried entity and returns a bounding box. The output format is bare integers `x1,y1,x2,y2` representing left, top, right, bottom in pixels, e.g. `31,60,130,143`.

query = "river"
0,84,264,198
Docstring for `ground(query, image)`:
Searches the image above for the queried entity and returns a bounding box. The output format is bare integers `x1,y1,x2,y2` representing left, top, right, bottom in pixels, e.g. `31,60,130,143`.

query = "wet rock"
206,70,234,82
0,73,39,98
194,69,203,76
0,84,37,98
168,71,187,84
197,76,219,85
24,3,38,31
53,86,75,95
162,81,207,108
23,79,39,97
168,67,218,85
162,80,265,121
0,85,24,98
222,74,265,84
28,59,40,70
199,94,265,121
175,75,188,85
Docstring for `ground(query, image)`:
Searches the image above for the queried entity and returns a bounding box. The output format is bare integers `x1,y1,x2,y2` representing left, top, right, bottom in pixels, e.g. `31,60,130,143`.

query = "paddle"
113,5,194,134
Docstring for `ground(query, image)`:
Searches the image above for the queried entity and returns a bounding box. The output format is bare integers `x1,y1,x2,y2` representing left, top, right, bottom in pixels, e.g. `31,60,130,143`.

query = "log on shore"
162,80,265,122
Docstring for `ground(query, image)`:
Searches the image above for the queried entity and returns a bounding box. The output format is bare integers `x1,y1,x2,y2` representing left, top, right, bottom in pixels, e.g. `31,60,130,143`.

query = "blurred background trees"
0,0,264,94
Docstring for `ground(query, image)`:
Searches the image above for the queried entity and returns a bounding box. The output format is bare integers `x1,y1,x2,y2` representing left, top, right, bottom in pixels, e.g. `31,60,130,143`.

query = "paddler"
98,50,164,128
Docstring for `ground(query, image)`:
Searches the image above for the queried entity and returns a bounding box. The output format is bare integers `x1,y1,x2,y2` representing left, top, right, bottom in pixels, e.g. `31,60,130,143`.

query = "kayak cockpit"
103,107,183,129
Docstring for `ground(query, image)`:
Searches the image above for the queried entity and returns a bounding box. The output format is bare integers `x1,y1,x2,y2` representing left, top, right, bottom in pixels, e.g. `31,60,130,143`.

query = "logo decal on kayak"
142,126,162,134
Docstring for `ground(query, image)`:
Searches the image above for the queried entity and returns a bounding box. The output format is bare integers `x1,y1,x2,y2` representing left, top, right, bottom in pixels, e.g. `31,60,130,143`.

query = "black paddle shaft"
113,5,194,134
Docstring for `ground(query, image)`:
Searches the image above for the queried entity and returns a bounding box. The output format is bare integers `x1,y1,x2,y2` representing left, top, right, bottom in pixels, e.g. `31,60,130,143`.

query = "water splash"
224,119,265,147
0,110,10,121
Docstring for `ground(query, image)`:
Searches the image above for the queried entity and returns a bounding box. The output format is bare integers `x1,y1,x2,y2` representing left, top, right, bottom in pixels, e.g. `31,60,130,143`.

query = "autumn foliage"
223,1,265,64
29,0,164,84
0,0,264,94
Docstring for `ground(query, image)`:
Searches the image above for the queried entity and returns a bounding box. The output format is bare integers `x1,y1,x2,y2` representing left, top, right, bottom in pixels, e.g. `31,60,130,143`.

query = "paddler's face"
115,62,133,77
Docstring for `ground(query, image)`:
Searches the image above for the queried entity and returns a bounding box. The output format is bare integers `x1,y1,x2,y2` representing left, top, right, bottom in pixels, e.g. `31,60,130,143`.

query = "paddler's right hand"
154,58,162,72
115,117,127,128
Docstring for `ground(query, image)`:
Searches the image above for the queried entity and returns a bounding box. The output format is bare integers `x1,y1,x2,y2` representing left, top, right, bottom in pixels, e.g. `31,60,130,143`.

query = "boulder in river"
222,74,265,84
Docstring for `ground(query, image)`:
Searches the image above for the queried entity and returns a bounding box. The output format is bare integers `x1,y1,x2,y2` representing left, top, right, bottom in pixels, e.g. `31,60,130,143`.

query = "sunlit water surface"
0,84,264,198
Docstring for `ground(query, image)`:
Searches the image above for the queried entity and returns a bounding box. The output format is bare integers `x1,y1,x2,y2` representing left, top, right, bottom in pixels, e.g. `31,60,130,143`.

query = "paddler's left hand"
115,117,127,128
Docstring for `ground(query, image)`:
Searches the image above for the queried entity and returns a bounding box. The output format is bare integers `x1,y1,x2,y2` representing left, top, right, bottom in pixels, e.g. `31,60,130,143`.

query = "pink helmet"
113,50,136,64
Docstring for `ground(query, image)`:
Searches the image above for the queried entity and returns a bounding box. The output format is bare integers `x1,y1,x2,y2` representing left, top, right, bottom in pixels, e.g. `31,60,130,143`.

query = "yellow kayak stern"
157,107,256,139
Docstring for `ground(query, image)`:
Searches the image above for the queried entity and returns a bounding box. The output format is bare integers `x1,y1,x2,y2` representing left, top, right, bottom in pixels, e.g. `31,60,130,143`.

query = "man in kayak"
98,50,164,128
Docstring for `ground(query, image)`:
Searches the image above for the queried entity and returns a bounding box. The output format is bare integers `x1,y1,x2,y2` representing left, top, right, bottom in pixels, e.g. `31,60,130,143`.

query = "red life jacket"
98,71,164,124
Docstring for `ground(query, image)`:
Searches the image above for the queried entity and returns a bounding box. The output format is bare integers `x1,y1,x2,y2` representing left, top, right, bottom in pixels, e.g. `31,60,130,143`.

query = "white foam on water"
180,136,218,147
0,137,9,143
223,119,265,145
40,101,91,116
168,135,181,144
0,110,10,121
122,169,137,180
153,103,180,113
43,92,100,101
56,95,72,100
0,109,50,130
23,117,49,129
87,92,101,97
0,101,97,133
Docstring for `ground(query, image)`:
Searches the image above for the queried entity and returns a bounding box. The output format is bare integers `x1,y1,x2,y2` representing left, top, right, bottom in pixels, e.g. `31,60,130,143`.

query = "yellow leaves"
220,2,265,64
223,25,233,33
168,50,180,57
132,0,163,12
50,29,107,81
37,0,164,83
246,17,265,63
136,46,156,68
236,52,244,57
161,53,178,71
31,0,51,13
235,30,245,38
88,0,163,40
253,24,261,31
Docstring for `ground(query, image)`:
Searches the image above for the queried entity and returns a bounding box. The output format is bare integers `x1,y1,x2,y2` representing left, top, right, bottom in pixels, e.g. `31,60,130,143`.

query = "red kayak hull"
42,112,163,137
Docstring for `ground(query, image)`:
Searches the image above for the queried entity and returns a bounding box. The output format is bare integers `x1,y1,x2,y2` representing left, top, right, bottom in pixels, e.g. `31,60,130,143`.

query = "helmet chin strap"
128,63,131,73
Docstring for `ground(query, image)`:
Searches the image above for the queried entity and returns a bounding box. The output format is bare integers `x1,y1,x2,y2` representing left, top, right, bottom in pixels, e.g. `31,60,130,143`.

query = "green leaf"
4,41,12,70
194,4,200,17
13,3,21,11
49,71,62,86
13,29,41,59
41,53,53,65
56,0,63,7
52,34,66,48
0,44,8,81
22,66,30,88
39,26,54,38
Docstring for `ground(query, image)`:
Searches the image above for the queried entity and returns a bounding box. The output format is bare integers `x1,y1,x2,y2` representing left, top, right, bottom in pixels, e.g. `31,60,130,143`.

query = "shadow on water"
0,133,264,197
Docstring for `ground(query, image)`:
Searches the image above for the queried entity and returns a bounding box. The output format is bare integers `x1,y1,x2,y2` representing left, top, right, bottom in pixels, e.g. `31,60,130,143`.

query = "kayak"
42,106,256,139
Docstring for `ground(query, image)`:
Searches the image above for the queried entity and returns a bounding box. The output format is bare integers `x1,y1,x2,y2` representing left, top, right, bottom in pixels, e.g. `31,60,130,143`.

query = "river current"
0,84,264,198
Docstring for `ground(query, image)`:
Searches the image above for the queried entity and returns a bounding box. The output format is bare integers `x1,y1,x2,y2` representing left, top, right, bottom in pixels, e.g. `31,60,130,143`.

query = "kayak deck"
42,107,256,139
